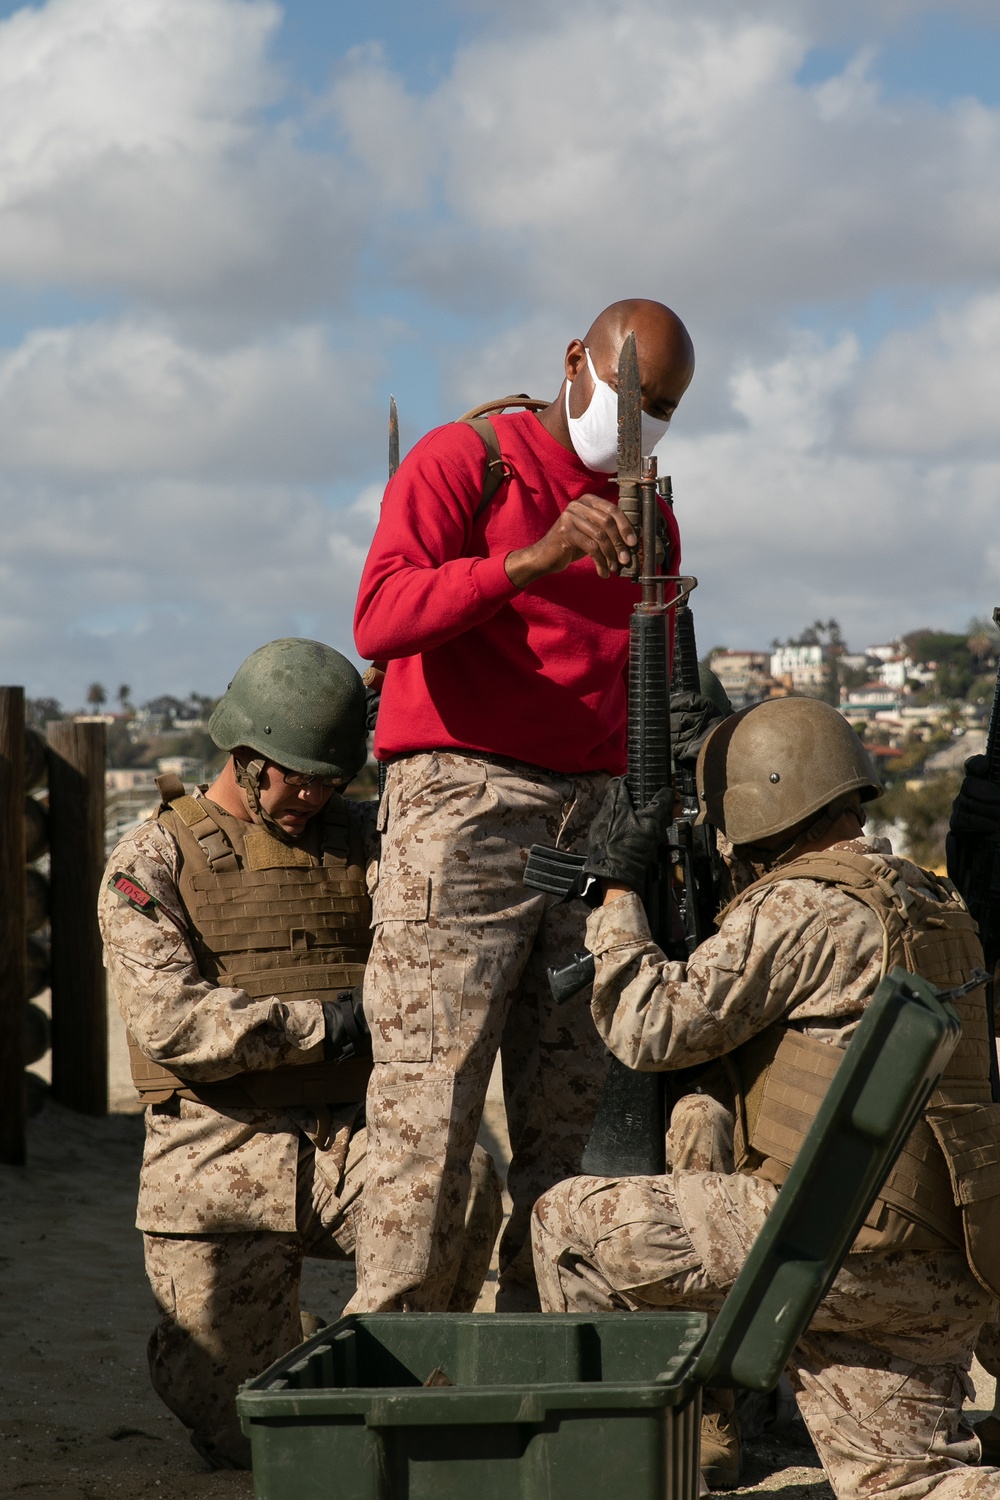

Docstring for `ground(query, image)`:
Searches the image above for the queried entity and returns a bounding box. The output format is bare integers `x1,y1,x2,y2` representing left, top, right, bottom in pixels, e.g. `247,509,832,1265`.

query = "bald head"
538,298,695,456
583,299,695,395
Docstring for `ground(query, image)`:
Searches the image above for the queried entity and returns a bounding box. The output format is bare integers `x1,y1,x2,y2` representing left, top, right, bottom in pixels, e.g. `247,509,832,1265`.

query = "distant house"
865,642,902,664
840,684,903,720
770,644,827,692
707,650,772,709
879,656,914,691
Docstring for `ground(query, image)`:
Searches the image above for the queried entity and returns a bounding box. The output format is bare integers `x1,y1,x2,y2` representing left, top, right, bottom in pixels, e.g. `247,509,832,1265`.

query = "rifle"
950,605,1000,1102
669,596,721,953
367,398,400,804
523,332,696,1175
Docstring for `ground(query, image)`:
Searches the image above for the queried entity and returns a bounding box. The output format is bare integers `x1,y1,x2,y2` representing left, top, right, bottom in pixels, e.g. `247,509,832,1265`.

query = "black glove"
584,778,674,891
671,690,726,768
322,985,372,1064
949,755,1000,841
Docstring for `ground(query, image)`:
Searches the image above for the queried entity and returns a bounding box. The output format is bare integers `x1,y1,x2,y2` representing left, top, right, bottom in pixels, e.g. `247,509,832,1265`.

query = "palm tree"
117,683,132,713
86,682,107,710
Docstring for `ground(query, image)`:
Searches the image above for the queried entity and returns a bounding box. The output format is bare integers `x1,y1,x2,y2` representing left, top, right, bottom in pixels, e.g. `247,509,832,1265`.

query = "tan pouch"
927,1103,1000,1298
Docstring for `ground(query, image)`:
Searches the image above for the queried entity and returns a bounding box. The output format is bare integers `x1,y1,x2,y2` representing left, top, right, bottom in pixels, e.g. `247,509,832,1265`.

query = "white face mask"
564,348,671,473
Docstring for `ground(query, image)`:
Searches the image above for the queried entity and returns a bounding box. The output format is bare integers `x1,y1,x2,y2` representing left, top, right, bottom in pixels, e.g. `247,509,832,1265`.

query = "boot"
700,1388,741,1491
974,1413,1000,1464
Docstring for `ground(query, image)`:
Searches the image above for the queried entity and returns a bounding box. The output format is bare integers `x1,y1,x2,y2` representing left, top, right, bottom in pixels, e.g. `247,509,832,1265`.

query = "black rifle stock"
670,599,720,953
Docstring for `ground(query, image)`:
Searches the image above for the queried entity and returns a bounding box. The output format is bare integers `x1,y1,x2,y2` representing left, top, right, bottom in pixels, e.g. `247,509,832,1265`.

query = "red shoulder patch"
110,872,159,915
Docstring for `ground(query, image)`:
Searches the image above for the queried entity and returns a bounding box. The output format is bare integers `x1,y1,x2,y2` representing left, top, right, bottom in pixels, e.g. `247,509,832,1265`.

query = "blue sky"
799,12,1000,107
1,0,999,706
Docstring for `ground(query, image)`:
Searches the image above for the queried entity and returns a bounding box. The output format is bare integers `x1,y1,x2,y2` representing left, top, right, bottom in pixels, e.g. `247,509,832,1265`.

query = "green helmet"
209,638,367,781
699,664,733,718
696,695,882,845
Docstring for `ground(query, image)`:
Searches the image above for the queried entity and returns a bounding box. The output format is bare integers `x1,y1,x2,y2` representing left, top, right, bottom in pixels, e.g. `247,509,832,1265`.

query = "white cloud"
663,318,1000,651
441,314,569,415
0,321,379,480
3,0,1000,701
846,293,1000,456
730,333,859,450
0,0,359,319
0,473,380,703
332,5,1000,327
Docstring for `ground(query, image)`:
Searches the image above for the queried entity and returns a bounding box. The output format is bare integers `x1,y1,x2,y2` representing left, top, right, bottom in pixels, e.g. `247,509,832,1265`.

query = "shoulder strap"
455,395,547,523
721,847,895,918
154,771,187,805
464,417,510,520
767,848,887,891
721,846,909,985
157,791,241,874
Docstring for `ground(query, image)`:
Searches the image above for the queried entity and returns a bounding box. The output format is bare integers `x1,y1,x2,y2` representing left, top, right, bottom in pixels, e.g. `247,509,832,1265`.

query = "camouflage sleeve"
585,883,853,1072
99,821,326,1082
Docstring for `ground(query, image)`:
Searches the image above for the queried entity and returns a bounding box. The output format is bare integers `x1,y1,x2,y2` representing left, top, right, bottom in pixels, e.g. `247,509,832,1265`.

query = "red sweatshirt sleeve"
354,424,522,661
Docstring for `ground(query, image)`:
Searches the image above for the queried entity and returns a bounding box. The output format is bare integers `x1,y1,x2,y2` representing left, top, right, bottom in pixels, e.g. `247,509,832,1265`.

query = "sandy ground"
1,993,994,1499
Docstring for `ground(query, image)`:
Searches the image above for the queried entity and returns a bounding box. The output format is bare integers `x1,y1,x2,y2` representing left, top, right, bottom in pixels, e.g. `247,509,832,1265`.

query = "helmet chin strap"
735,796,865,885
233,756,298,844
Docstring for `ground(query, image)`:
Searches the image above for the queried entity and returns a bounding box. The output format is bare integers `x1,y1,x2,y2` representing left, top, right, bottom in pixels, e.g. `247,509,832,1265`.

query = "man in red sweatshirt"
351,299,696,1311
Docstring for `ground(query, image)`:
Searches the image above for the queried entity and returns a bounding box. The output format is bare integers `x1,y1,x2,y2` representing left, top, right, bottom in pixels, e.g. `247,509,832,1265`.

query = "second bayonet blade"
388,395,400,479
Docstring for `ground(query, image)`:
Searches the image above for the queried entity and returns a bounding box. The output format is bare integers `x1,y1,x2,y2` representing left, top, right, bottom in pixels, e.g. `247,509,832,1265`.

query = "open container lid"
691,966,961,1391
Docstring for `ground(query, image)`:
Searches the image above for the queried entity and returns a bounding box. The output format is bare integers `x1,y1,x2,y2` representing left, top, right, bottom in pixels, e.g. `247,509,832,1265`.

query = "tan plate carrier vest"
127,777,373,1110
722,848,1000,1298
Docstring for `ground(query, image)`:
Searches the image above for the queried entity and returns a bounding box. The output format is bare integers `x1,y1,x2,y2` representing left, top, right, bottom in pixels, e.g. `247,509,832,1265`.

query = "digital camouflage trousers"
144,1122,501,1468
349,751,611,1313
532,1169,999,1499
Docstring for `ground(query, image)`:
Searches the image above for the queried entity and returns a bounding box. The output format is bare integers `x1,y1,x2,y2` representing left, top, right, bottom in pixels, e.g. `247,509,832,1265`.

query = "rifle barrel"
672,604,701,694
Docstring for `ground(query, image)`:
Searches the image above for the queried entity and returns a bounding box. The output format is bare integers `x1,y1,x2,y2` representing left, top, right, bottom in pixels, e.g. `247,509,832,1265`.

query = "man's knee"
667,1092,735,1175
467,1143,504,1244
143,1231,300,1469
531,1176,605,1277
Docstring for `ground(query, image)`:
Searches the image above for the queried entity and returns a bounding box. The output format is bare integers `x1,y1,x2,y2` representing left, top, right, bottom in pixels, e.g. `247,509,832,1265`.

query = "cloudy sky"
1,0,999,706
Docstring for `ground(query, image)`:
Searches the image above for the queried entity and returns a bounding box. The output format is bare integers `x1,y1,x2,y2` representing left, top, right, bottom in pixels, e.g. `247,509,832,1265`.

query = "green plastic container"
240,1312,706,1500
238,969,961,1499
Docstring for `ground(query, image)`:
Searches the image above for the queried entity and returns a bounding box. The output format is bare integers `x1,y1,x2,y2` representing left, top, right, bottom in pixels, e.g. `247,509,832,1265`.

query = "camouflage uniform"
532,837,1000,1498
100,798,502,1468
349,751,610,1313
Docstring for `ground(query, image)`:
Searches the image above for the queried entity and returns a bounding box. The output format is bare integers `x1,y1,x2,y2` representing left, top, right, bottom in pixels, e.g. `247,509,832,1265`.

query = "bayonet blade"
617,331,641,482
388,395,400,478
616,331,642,580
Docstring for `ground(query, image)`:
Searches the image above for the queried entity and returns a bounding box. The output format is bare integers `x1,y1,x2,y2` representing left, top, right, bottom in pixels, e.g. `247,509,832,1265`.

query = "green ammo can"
237,969,962,1500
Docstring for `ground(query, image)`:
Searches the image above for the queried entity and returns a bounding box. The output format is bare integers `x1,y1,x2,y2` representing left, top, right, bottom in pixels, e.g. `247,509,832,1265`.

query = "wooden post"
47,720,107,1116
0,688,26,1164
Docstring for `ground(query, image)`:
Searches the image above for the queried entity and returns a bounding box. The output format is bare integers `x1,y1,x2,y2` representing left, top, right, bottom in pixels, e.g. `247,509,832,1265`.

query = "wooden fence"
0,688,107,1164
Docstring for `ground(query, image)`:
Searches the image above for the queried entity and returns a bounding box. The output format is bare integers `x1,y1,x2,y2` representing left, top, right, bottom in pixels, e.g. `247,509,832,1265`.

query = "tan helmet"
696,696,882,845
